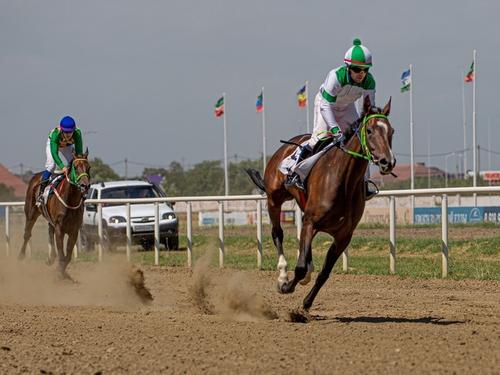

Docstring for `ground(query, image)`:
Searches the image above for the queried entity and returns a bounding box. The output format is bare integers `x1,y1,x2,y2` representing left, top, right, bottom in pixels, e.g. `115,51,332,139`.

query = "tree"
184,160,224,196
229,158,262,195
90,158,120,182
163,161,185,196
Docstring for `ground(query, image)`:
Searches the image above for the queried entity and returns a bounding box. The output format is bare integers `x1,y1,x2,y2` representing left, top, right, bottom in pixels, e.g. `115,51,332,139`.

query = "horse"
19,149,91,280
246,96,395,311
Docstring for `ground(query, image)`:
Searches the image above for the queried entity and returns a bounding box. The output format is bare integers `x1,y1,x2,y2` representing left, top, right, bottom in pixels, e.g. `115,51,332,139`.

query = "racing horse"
19,150,91,280
246,96,395,310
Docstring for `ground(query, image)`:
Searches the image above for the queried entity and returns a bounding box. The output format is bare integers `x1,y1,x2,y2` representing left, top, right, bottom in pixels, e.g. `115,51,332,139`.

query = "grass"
3,219,499,281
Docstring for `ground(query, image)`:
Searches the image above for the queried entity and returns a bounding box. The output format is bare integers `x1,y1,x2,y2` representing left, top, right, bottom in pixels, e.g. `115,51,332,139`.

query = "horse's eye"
366,128,373,135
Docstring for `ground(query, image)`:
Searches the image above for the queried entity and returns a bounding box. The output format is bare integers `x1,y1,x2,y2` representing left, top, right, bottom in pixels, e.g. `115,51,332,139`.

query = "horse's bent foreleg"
302,234,352,310
280,218,314,294
18,209,40,260
46,225,56,265
268,201,288,288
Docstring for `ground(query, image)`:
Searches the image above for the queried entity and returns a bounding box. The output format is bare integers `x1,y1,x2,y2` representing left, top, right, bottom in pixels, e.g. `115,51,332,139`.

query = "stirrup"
365,180,379,201
285,174,305,191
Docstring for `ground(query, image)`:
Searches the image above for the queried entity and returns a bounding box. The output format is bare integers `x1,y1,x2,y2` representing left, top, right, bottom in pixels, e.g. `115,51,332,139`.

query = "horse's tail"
244,168,267,194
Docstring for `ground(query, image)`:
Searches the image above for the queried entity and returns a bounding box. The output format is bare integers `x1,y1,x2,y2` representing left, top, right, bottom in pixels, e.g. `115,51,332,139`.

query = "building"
372,163,447,185
0,163,28,199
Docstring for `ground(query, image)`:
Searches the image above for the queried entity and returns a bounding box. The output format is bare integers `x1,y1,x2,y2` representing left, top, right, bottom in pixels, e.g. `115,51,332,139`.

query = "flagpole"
223,92,229,196
305,81,310,133
462,70,467,180
472,49,477,205
261,86,267,173
409,64,415,216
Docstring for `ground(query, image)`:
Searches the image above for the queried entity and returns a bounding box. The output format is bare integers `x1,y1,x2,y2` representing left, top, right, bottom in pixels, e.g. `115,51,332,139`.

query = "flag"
464,62,474,83
400,69,411,93
297,85,307,107
214,96,224,118
256,91,263,112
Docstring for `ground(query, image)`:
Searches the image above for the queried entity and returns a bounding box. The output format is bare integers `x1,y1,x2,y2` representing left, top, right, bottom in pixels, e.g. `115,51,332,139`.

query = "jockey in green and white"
37,116,83,204
286,38,377,197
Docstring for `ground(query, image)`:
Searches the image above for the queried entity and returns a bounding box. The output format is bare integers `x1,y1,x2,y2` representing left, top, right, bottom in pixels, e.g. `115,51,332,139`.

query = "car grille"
131,216,155,224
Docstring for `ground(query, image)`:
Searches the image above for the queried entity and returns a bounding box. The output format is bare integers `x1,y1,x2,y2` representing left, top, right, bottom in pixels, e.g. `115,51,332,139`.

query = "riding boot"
36,171,51,206
365,179,379,201
285,145,313,191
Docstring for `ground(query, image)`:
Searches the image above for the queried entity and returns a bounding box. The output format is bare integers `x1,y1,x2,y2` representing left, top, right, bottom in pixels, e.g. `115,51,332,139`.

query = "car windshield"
101,186,159,201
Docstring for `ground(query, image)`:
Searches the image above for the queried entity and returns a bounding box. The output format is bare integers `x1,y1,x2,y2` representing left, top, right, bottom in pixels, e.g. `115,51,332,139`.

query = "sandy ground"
0,251,499,375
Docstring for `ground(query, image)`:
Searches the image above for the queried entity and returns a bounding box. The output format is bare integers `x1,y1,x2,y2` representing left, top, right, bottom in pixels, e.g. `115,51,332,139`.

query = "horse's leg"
280,216,315,294
302,233,353,310
54,227,71,280
18,208,40,260
62,231,78,272
46,225,56,265
268,199,288,289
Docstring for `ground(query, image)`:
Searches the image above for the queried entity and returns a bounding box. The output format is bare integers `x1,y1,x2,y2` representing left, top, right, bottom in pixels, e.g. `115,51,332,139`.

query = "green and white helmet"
344,38,372,68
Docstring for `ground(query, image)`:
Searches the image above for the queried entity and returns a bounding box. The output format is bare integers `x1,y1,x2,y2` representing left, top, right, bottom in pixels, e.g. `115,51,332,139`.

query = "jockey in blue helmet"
37,116,84,204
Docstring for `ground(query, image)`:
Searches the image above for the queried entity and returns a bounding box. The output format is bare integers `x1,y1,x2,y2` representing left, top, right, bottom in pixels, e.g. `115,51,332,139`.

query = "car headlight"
162,212,176,220
109,216,126,224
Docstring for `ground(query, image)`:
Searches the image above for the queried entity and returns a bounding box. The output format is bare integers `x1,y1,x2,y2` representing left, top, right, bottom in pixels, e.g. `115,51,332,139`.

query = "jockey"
285,38,377,197
37,116,83,204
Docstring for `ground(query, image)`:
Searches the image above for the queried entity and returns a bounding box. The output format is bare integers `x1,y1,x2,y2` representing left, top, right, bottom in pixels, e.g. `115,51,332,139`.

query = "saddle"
40,174,65,206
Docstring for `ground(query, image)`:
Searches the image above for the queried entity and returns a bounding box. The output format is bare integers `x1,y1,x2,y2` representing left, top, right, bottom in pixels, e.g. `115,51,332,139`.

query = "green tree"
229,158,262,195
90,158,120,182
164,161,185,196
184,160,224,196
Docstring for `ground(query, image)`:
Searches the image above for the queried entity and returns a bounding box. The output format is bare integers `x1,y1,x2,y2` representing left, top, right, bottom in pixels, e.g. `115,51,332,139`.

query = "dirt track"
0,255,499,374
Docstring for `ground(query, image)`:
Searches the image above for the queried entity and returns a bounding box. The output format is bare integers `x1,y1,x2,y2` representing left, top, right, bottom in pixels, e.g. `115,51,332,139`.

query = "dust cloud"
0,254,152,309
189,250,277,321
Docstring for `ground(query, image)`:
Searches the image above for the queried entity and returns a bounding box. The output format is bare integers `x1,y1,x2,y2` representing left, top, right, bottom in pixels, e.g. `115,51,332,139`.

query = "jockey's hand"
335,132,346,145
62,166,69,176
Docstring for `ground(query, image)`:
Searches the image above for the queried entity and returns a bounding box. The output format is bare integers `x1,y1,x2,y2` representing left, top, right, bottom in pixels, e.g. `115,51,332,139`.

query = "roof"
372,163,446,184
0,163,28,198
90,180,152,189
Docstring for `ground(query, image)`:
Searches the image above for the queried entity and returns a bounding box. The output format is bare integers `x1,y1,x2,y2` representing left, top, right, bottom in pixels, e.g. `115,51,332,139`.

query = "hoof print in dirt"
129,267,154,304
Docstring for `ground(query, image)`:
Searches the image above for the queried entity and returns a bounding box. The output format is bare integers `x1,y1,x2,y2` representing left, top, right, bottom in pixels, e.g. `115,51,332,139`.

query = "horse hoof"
17,253,26,261
279,281,295,294
46,258,55,266
299,272,312,286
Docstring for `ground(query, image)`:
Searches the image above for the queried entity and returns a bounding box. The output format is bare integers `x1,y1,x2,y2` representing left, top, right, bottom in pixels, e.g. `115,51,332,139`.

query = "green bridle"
341,114,389,161
69,158,90,186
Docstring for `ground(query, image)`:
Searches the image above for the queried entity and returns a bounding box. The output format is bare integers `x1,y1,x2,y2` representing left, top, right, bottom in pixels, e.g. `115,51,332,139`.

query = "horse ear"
84,147,89,158
363,95,372,114
383,97,392,116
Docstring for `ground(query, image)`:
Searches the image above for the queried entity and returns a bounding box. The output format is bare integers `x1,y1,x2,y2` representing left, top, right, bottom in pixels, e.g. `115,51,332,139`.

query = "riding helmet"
344,38,372,68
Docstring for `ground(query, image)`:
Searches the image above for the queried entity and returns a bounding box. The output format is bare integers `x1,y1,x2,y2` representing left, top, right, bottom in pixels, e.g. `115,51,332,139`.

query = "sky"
1,0,499,177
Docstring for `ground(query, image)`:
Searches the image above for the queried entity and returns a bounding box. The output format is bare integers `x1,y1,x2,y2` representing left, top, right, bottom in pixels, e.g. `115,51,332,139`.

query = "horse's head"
70,148,91,194
359,96,396,175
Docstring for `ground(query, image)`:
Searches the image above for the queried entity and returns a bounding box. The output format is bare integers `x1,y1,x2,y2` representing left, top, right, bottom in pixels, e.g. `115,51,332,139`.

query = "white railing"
2,186,500,277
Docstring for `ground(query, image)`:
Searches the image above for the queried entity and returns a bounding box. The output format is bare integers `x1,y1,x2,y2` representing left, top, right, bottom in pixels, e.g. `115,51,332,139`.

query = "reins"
339,114,388,162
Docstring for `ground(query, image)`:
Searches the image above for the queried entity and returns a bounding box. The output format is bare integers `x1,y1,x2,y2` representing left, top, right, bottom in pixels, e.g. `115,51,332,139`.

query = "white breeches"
308,93,360,149
44,138,74,173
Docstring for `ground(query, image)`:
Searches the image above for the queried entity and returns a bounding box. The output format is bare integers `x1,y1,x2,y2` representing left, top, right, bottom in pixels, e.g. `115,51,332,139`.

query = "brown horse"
246,96,395,310
19,150,91,280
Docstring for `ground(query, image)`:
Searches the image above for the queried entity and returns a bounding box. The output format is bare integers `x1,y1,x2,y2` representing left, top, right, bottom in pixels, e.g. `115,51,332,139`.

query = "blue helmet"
60,116,76,132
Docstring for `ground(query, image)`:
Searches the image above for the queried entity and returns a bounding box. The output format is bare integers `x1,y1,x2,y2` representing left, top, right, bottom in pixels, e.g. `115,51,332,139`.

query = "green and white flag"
401,69,411,93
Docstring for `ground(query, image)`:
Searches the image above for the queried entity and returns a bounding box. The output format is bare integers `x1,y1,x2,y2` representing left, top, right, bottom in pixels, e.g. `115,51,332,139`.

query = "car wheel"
166,236,179,250
141,239,154,251
101,222,115,252
79,230,94,252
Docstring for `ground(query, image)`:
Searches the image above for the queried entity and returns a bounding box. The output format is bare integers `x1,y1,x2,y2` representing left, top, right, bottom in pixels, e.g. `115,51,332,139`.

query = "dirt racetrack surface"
0,255,499,374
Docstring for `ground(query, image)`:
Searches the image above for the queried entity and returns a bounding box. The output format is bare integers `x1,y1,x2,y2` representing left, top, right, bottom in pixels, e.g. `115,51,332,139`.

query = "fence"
2,186,500,277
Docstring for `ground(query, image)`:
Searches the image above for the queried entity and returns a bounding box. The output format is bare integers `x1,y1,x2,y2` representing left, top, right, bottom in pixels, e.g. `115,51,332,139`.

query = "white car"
81,180,179,251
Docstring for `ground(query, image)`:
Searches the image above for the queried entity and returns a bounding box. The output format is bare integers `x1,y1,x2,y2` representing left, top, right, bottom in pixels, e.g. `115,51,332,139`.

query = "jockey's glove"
335,132,346,145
